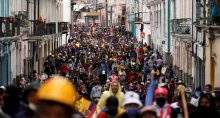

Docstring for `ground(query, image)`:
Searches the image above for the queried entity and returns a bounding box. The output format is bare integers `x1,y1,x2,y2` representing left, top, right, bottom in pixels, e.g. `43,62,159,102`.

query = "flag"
81,98,97,118
87,102,96,118
145,78,157,106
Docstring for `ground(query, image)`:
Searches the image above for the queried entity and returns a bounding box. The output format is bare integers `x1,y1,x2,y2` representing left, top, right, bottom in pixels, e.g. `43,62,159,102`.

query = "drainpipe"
38,0,40,18
105,0,108,27
110,6,112,26
27,0,29,18
192,0,194,55
168,0,171,53
191,0,194,88
8,43,11,85
34,0,36,35
0,44,2,85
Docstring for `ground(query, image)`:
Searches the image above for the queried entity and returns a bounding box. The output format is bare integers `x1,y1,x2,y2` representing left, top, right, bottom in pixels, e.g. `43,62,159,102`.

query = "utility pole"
167,0,171,53
105,0,108,27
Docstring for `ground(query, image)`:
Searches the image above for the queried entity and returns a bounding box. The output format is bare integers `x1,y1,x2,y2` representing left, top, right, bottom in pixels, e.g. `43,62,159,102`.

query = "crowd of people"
0,24,220,118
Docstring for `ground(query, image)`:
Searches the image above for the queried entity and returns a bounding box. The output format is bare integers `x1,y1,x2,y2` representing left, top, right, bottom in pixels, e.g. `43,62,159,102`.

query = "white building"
1,0,72,85
146,0,169,53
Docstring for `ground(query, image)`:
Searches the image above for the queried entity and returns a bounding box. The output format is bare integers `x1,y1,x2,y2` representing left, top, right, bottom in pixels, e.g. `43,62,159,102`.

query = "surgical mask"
127,108,139,116
156,98,166,107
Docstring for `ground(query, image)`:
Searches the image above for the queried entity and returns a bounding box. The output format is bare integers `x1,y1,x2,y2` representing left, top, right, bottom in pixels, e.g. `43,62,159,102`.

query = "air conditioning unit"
162,40,166,44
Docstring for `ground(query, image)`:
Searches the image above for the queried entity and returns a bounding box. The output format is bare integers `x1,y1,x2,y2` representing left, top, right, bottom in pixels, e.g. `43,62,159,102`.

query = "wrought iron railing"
46,22,56,35
58,22,68,33
171,18,191,35
0,17,20,37
30,20,56,36
30,20,45,36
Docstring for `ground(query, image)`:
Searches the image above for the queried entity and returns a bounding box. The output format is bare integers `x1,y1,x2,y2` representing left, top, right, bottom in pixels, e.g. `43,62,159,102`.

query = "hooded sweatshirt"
96,81,124,113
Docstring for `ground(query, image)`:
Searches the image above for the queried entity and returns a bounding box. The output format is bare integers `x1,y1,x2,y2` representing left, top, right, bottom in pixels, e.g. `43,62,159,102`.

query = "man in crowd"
97,80,124,113
97,96,124,118
35,76,84,118
90,81,102,101
118,91,143,118
152,87,171,118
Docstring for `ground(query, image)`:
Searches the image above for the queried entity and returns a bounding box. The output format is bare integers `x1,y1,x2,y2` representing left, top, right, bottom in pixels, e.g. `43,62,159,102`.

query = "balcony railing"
0,17,20,38
58,22,68,34
29,20,56,36
46,23,56,35
171,18,191,35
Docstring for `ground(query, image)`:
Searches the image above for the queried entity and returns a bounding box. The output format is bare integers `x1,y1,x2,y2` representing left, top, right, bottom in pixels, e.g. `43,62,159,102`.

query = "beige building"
194,0,220,88
199,26,220,87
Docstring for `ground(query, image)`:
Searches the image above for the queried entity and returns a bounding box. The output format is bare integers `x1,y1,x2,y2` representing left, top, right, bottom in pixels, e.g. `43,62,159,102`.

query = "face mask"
127,108,139,116
156,98,166,107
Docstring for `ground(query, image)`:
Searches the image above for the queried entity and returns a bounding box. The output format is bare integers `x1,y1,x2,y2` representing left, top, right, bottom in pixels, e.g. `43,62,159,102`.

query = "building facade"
0,0,71,86
146,0,220,88
195,0,220,87
171,0,194,87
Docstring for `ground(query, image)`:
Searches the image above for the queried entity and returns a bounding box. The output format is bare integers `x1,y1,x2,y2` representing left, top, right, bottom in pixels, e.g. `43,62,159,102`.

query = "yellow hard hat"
37,76,76,108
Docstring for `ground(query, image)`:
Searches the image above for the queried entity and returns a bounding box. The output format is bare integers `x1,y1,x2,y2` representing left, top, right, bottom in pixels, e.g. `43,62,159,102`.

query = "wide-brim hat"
123,91,143,108
123,98,143,108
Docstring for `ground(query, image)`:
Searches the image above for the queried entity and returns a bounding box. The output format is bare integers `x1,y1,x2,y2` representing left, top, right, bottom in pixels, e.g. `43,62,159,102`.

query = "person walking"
118,91,143,118
35,76,84,118
90,81,102,101
96,80,124,113
97,96,124,118
152,87,172,118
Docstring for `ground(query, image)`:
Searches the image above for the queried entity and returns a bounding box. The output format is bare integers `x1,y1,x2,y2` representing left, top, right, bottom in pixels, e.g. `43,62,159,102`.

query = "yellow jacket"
96,82,124,113
75,97,92,113
117,107,126,116
151,69,160,75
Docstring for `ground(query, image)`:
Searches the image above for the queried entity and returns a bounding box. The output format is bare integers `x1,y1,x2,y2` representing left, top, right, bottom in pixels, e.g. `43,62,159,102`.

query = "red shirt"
138,47,144,53
97,112,108,118
60,65,69,73
128,72,137,81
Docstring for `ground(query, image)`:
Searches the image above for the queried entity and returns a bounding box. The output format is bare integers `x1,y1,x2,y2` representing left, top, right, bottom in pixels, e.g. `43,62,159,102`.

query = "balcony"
29,20,56,36
171,18,191,35
146,0,163,7
58,22,69,34
0,17,20,38
46,23,56,35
